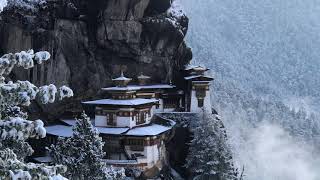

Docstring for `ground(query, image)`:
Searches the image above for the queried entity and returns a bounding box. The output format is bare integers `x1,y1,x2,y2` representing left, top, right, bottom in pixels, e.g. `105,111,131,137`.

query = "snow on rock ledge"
166,0,188,35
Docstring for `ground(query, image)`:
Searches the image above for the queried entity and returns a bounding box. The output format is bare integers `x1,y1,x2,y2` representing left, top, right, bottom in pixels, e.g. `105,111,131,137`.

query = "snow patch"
166,0,186,35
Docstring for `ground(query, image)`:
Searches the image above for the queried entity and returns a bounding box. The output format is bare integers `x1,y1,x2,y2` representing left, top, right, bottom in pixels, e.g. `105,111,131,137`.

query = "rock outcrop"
0,0,192,119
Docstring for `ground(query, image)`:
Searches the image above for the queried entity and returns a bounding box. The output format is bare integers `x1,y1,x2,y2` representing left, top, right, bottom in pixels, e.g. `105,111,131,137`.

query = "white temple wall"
125,143,162,168
146,108,153,124
149,107,154,118
145,144,160,165
163,108,175,112
95,115,108,127
116,116,134,128
190,90,212,112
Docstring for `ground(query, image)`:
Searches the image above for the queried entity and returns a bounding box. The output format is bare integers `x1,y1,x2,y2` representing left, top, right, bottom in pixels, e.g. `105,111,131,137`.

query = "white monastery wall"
190,90,212,112
117,116,134,128
125,143,163,168
95,115,108,127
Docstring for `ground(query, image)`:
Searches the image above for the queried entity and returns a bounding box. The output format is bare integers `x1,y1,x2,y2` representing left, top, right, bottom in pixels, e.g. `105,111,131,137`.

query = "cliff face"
0,0,192,118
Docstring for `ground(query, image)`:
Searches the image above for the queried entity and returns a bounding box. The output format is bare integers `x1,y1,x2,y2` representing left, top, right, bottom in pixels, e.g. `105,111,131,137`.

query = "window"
127,139,144,152
163,98,178,109
195,86,206,108
195,88,206,99
198,98,204,107
130,146,144,151
95,108,103,115
107,113,116,126
136,112,146,125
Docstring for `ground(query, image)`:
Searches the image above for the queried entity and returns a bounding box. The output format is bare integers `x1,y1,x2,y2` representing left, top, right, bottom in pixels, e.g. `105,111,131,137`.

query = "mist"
234,123,320,180
178,0,320,179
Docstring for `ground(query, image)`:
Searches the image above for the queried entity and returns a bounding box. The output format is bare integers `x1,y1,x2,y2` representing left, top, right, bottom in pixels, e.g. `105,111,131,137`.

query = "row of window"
96,109,151,116
125,138,161,146
96,110,134,117
103,111,151,126
112,94,136,99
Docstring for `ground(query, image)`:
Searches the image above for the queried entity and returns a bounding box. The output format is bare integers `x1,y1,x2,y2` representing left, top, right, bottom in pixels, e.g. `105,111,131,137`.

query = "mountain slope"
179,0,320,179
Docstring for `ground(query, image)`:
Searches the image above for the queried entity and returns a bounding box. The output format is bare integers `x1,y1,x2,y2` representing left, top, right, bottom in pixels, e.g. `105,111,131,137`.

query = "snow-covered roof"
102,84,175,91
102,86,141,91
128,84,175,90
125,124,171,136
60,119,77,126
137,74,151,79
184,65,209,71
184,75,214,80
96,127,129,135
112,71,132,81
46,123,130,136
82,98,158,106
112,76,131,81
46,122,173,137
60,118,96,126
46,125,73,137
33,156,53,163
47,114,175,137
103,159,138,165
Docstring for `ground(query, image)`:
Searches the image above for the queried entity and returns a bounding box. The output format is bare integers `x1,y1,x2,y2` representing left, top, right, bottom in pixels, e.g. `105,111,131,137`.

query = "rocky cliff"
0,0,192,119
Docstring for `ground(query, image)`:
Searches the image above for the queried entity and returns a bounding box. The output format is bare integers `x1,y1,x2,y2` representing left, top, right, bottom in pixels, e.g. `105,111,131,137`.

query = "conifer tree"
50,112,126,180
0,50,73,179
186,109,239,180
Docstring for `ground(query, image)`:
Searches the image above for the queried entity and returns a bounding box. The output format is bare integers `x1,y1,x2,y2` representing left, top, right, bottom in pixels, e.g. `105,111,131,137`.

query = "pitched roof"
137,74,151,79
125,124,171,136
96,127,129,135
112,71,132,81
45,125,73,137
48,116,175,137
128,84,175,90
33,156,53,163
46,123,171,137
102,84,175,91
184,75,214,81
82,98,158,106
184,65,209,71
45,125,129,136
101,86,141,91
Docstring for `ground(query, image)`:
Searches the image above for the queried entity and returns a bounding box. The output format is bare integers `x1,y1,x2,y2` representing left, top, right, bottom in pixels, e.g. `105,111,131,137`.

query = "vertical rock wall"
0,0,192,119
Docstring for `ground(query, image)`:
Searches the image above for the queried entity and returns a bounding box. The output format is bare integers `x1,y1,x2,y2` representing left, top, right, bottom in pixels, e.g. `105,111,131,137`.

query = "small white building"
184,65,214,112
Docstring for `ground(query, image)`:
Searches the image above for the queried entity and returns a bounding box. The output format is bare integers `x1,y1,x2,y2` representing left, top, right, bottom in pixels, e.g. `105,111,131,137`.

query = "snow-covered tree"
2,0,47,12
186,109,239,180
50,112,126,180
0,49,73,179
0,0,7,11
0,148,67,180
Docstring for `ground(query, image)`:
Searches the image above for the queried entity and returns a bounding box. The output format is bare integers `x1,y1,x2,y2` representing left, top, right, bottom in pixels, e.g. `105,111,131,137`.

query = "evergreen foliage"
186,110,239,180
0,50,73,179
50,112,126,180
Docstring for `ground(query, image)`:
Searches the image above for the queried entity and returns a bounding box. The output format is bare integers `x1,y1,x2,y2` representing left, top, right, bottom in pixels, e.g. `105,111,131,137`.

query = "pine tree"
50,112,126,180
186,109,239,180
0,50,73,179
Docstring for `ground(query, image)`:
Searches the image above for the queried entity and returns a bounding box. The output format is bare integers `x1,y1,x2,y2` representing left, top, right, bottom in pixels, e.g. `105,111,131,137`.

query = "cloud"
237,123,320,180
